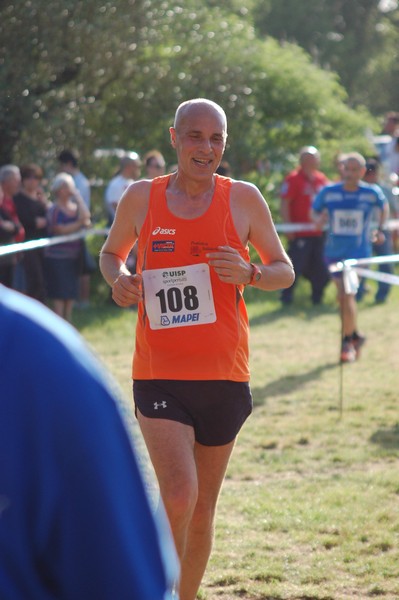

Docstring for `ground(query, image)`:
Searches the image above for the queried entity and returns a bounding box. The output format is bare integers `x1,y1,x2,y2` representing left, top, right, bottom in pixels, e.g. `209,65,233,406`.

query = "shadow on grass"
251,361,338,408
370,424,399,449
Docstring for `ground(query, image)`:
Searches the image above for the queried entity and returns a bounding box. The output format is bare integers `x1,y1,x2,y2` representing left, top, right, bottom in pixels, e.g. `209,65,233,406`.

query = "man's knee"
162,479,198,522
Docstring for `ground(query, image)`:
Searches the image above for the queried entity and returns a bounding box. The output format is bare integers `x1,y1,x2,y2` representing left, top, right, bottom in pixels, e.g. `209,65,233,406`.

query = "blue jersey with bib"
312,181,386,260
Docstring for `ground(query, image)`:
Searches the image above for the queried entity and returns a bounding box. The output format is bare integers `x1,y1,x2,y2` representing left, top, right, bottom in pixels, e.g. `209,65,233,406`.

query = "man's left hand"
207,246,252,285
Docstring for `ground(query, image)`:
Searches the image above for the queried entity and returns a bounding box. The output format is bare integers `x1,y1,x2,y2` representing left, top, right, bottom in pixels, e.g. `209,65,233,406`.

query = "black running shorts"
133,379,253,446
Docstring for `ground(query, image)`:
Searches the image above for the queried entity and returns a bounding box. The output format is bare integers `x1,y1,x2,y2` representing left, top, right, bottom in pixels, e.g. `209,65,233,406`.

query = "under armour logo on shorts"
154,401,167,410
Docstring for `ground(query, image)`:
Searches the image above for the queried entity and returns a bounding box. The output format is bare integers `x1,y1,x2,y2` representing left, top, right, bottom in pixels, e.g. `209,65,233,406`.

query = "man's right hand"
112,273,143,307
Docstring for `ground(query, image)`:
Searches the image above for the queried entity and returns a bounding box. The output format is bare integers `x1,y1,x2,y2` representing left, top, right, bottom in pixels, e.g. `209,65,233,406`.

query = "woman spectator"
45,173,91,322
14,163,50,302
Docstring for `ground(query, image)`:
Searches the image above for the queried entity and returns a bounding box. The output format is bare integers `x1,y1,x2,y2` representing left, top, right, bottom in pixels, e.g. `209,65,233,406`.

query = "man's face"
126,161,141,180
300,152,319,173
170,104,227,180
343,159,365,187
384,117,399,135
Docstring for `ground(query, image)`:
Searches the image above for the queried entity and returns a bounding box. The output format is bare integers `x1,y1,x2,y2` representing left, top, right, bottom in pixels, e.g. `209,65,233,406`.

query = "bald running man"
100,98,294,600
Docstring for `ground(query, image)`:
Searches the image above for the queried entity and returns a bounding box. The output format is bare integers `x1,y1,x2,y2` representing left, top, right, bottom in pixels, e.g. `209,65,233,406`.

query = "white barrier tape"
274,219,399,234
383,219,399,232
353,266,399,286
329,253,399,272
275,223,319,233
1,219,399,255
0,227,109,257
330,253,399,295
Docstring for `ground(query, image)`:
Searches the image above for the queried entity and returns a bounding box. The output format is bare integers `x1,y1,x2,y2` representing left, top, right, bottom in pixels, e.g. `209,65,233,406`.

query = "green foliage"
0,0,148,165
252,0,399,114
0,0,379,178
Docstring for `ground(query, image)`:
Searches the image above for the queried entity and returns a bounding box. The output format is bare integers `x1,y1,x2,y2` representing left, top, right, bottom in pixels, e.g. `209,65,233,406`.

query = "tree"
1,0,376,177
0,0,148,165
251,0,399,113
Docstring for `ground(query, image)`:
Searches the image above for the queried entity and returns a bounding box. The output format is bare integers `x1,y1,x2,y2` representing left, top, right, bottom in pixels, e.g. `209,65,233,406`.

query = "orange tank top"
133,174,250,381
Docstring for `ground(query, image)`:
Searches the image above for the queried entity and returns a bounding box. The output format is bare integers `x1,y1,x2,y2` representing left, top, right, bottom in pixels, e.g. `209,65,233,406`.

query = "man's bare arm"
100,180,150,306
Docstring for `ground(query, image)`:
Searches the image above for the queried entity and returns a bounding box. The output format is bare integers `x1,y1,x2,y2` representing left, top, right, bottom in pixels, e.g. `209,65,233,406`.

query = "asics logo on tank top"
152,226,176,235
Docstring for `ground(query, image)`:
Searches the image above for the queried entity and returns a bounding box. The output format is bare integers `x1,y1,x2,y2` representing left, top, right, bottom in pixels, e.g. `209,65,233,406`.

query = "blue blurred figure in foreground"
0,284,179,600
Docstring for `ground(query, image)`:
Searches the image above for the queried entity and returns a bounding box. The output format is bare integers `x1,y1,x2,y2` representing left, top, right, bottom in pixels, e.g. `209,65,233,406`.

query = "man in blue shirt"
0,284,178,599
312,152,388,363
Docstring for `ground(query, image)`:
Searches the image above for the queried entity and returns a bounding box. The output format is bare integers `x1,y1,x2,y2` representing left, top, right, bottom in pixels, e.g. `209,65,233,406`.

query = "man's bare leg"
137,415,198,559
335,279,357,336
137,412,236,600
179,440,235,600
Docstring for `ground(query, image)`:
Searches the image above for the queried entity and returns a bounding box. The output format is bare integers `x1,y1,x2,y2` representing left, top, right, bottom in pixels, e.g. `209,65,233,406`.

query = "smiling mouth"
193,158,212,167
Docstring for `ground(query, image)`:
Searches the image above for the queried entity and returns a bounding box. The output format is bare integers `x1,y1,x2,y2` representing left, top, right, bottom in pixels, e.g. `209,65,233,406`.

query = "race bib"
332,210,364,235
142,263,216,330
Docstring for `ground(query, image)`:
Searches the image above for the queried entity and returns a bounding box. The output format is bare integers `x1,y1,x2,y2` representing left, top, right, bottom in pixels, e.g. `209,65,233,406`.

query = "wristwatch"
249,262,262,286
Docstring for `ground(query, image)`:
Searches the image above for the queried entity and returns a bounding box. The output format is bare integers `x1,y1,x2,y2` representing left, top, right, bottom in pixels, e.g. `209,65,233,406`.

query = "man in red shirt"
280,146,330,305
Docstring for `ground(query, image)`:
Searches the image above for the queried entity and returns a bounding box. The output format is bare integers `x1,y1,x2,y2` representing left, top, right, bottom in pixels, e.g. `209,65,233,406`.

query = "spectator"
13,163,49,302
0,283,179,600
144,149,166,179
333,152,348,181
58,149,91,209
280,146,331,305
0,165,25,288
104,152,141,225
58,149,92,309
377,111,399,175
388,135,399,177
381,111,399,138
0,165,24,242
45,173,91,322
312,152,388,363
357,158,397,304
0,185,23,288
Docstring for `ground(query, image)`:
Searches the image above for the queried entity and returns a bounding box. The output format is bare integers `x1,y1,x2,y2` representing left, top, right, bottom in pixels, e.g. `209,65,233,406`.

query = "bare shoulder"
228,179,272,245
115,179,152,234
230,178,271,220
230,179,269,212
120,178,152,207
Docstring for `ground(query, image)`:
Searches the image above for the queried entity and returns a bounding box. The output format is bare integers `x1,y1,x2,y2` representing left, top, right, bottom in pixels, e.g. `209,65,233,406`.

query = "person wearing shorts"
312,152,388,363
134,379,252,446
100,98,294,600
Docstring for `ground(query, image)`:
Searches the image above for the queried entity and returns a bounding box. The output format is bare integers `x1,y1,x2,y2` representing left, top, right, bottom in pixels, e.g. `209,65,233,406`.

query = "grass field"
75,276,399,600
